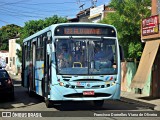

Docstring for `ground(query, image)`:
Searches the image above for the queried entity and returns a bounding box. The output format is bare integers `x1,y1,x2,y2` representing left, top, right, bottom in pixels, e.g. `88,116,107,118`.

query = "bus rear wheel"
28,84,34,97
93,100,104,107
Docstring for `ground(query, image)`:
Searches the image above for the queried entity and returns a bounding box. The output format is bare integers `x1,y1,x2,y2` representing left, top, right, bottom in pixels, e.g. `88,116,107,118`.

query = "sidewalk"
121,91,160,111
9,73,21,81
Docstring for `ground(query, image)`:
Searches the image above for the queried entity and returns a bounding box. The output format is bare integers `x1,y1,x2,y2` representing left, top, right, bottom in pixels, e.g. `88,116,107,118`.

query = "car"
0,68,14,101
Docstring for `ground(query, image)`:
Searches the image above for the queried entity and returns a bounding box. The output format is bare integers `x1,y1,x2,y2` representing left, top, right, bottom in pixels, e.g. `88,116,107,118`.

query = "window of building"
6,57,8,64
13,57,15,65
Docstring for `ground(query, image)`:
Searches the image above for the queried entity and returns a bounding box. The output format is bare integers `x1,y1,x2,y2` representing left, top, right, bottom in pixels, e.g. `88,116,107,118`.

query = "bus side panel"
112,38,121,100
112,84,121,100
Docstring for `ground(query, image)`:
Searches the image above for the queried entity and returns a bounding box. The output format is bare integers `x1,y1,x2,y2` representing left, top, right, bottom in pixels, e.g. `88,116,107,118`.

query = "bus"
22,23,123,108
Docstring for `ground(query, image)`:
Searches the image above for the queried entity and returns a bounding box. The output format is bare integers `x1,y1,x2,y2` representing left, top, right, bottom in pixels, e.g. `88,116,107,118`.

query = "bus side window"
40,35,44,60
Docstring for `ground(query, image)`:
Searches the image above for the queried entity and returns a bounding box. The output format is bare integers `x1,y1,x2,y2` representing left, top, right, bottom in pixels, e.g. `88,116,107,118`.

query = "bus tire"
28,82,34,97
93,100,104,107
45,97,53,108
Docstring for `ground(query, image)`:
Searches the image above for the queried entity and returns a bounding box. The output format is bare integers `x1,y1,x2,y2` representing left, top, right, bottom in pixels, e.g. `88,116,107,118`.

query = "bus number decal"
77,82,86,86
83,76,94,79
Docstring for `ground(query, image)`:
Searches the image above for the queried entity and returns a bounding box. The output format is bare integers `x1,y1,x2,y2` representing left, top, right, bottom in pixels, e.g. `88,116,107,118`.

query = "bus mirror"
119,45,124,62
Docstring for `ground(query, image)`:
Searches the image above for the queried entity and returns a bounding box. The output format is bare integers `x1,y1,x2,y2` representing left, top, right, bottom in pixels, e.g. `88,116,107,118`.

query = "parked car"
0,68,14,101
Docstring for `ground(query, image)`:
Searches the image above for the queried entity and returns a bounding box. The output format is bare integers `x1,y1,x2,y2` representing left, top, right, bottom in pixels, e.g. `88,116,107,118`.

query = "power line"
0,4,80,14
0,0,90,12
0,0,88,6
0,19,9,24
0,0,30,6
0,0,91,14
91,0,97,7
0,0,82,17
0,6,80,19
0,8,45,18
0,0,98,26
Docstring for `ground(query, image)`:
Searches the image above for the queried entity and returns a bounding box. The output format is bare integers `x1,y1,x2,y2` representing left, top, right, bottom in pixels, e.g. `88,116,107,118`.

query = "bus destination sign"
142,15,159,36
64,28,101,35
55,25,116,37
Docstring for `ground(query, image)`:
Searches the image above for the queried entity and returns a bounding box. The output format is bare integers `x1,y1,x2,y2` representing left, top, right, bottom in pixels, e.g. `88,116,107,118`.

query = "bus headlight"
59,82,64,86
112,82,116,86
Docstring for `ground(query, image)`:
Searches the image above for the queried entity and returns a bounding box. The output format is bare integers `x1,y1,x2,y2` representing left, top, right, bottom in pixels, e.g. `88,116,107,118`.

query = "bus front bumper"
49,83,120,101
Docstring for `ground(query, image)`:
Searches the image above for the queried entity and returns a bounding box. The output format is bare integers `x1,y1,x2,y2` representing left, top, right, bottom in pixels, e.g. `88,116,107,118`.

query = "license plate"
83,91,94,95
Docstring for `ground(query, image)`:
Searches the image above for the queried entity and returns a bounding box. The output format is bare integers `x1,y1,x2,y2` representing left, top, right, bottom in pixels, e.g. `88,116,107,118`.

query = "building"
77,7,91,22
8,38,21,75
88,5,115,23
67,17,79,22
131,0,160,97
68,4,114,23
88,5,105,23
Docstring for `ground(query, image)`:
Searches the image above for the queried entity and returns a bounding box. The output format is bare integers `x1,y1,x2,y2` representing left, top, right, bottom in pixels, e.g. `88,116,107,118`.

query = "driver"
94,44,106,61
94,44,113,68
58,43,72,68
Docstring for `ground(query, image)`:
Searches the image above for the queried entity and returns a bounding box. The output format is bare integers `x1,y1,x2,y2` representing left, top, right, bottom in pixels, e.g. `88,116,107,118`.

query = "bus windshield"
55,38,117,75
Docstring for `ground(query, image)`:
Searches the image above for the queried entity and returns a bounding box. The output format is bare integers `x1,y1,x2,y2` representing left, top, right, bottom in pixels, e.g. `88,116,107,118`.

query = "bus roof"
23,22,116,43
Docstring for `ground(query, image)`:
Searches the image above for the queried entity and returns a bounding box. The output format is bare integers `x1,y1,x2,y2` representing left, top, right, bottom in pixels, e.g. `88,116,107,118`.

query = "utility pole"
91,0,97,7
77,0,85,11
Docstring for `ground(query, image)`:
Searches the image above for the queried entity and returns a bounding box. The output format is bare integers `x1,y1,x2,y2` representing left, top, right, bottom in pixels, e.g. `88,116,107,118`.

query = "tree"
0,24,21,50
17,15,68,62
100,0,151,59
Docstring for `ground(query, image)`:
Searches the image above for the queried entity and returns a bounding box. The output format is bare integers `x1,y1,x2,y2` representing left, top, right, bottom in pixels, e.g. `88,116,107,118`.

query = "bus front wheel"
45,97,53,108
93,100,104,107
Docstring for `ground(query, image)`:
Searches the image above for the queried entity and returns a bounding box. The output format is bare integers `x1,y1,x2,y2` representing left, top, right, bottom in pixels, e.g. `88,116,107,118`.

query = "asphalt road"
0,78,159,120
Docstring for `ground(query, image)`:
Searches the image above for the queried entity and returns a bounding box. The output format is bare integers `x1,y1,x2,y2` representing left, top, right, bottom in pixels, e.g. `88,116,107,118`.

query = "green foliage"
0,24,21,50
128,42,144,59
100,0,151,59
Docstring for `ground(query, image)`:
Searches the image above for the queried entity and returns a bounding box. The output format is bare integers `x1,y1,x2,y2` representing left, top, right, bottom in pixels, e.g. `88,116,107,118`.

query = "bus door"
32,41,36,91
22,44,26,87
42,36,52,97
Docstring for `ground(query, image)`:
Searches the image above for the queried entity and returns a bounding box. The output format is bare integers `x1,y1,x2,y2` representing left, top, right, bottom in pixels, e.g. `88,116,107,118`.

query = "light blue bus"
22,23,123,108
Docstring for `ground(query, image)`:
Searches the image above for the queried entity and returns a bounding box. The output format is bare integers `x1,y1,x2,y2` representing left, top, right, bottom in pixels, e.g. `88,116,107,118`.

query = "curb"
154,105,160,111
120,97,156,110
9,73,21,81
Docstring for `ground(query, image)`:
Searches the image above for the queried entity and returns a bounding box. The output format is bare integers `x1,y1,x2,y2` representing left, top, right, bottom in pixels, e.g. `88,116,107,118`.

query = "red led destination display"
55,25,116,37
64,28,101,35
142,15,159,36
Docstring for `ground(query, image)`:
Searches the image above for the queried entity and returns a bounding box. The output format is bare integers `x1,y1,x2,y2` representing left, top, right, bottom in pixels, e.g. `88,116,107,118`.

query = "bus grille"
73,79,103,81
64,84,110,89
76,85,101,89
63,78,104,82
64,93,111,98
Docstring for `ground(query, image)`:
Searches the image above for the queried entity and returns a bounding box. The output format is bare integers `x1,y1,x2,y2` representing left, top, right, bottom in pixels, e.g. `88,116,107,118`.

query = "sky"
0,0,110,28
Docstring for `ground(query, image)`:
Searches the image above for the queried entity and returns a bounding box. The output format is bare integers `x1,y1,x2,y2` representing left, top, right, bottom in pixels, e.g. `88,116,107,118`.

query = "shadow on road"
120,97,156,110
0,85,44,110
0,79,153,111
138,96,160,101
